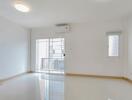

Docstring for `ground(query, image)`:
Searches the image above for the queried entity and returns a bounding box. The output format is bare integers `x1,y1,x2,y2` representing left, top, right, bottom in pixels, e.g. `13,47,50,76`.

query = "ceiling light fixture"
14,0,30,13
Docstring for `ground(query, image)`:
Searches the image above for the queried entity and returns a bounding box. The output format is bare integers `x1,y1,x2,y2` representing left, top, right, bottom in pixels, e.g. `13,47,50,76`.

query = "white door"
36,38,65,74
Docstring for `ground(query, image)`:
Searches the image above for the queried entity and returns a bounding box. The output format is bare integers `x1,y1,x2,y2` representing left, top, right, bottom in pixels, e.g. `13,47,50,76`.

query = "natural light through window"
36,38,64,73
108,33,120,57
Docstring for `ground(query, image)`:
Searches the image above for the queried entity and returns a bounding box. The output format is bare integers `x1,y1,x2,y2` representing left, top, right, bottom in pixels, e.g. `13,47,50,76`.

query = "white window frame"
106,32,121,58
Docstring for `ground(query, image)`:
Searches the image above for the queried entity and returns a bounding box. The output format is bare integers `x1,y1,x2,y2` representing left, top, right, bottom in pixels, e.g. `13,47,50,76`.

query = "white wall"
124,16,132,80
0,17,30,80
31,21,127,77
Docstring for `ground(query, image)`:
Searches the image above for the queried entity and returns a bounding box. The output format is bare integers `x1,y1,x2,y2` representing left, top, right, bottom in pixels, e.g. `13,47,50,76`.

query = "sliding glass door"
36,38,65,74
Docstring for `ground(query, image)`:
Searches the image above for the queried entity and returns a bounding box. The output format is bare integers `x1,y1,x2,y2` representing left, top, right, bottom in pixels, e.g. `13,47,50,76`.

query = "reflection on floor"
39,74,64,100
0,73,132,100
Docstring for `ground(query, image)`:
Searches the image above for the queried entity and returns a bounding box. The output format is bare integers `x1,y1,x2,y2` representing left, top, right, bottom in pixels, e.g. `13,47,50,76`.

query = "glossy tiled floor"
0,73,132,100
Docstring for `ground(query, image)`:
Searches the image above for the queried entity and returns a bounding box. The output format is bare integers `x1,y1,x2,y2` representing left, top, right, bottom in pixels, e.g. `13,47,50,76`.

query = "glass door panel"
36,38,64,74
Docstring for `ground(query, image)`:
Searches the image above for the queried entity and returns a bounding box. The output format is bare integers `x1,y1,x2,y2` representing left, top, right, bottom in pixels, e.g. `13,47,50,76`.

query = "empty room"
0,0,132,100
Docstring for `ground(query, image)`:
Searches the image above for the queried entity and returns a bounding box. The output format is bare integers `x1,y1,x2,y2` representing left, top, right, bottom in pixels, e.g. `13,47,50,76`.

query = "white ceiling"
0,0,132,28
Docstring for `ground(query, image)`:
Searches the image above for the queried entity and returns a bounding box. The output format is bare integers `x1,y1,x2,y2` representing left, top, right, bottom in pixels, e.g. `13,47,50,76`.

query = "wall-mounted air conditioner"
55,23,71,34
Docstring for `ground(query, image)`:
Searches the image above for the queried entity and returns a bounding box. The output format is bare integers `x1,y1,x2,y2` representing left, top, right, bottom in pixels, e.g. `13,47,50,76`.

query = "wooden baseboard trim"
122,77,132,83
0,72,30,84
27,71,34,73
66,73,132,83
66,73,123,79
0,72,132,84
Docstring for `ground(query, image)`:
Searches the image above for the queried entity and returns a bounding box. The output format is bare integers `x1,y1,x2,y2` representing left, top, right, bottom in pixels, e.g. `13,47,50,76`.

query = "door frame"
35,37,65,74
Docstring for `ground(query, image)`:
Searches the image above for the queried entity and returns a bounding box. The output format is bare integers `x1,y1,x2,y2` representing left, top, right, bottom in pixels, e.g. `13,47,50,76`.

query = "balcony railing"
40,58,64,72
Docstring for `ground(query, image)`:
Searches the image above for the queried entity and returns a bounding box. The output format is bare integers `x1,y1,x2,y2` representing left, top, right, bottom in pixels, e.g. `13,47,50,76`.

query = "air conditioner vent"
56,23,69,27
55,23,71,34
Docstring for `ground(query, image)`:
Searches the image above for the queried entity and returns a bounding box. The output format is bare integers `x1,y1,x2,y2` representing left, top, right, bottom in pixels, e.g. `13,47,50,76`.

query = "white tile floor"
0,73,132,100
